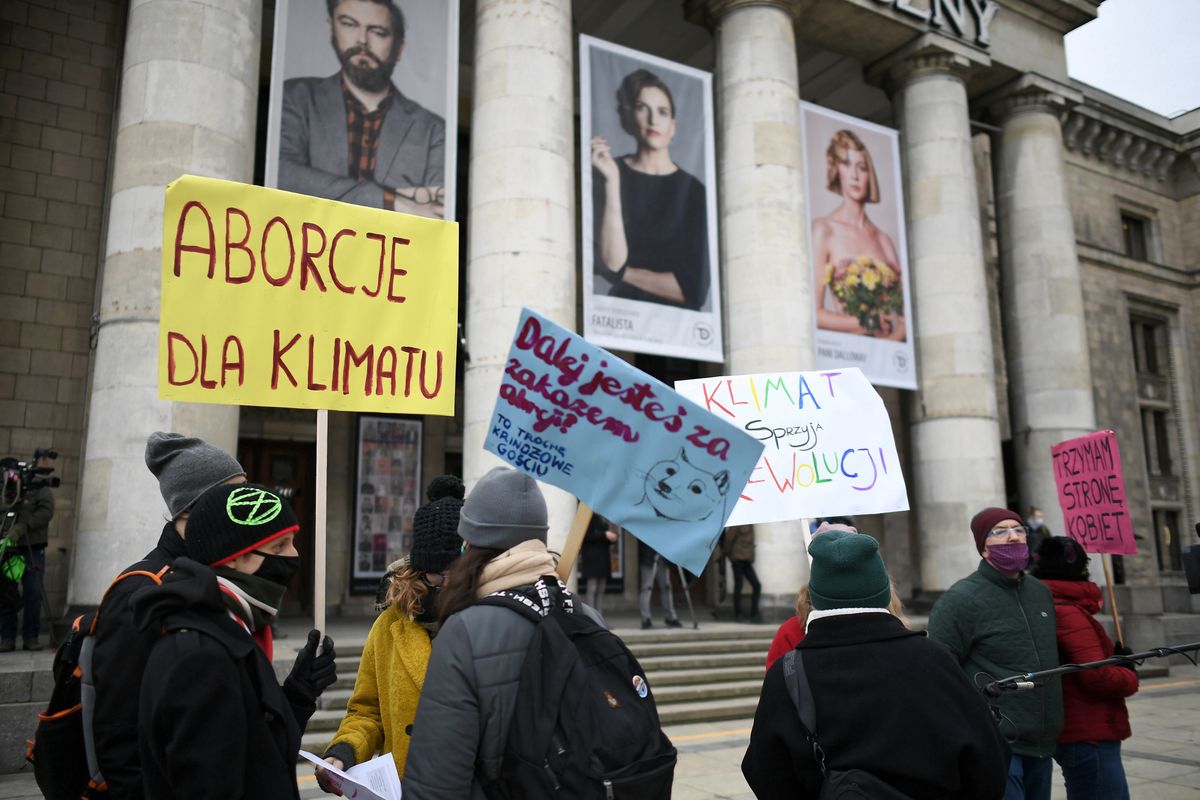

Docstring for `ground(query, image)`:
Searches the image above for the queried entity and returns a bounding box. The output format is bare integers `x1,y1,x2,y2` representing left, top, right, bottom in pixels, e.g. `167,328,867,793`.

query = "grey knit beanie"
458,466,548,550
145,432,246,518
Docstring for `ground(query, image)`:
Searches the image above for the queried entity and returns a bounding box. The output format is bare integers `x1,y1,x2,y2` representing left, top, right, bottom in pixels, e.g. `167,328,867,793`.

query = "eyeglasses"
986,525,1028,539
422,572,446,588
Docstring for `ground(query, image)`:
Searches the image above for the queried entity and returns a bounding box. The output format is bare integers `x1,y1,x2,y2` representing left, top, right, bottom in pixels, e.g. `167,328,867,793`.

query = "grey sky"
1065,0,1200,118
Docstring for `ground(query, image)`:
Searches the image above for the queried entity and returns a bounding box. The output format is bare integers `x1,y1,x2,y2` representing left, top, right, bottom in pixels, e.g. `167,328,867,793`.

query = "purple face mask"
986,542,1029,573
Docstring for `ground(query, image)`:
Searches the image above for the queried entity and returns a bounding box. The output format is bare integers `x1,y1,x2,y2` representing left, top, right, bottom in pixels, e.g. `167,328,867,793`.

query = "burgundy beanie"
970,507,1023,554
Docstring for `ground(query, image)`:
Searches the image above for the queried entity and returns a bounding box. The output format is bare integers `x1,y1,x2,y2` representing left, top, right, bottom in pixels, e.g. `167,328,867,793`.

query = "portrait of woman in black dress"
591,68,710,311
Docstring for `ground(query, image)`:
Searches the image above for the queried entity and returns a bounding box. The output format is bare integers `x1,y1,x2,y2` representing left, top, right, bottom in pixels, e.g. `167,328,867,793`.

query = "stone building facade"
2,0,1198,642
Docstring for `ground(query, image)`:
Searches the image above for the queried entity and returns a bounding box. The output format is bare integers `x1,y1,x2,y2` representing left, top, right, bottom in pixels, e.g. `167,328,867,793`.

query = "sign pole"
314,409,328,639
1101,553,1124,645
557,501,593,582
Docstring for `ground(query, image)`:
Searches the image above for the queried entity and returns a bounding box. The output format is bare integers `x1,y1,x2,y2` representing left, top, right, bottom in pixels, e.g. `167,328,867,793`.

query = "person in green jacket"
927,506,1063,800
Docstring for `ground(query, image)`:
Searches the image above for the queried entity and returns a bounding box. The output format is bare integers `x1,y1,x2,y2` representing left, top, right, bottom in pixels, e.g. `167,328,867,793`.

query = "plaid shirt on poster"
343,82,397,206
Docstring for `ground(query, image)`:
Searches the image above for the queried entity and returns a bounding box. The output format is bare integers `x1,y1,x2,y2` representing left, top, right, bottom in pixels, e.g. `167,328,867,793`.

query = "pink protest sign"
1050,431,1137,555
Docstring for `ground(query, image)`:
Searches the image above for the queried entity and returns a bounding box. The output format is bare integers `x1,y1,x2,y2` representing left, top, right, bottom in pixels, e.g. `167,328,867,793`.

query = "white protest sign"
675,368,908,525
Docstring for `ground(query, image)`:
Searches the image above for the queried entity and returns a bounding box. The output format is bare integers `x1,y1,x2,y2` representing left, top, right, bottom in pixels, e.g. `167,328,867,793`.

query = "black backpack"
478,577,677,800
781,649,913,800
28,566,168,800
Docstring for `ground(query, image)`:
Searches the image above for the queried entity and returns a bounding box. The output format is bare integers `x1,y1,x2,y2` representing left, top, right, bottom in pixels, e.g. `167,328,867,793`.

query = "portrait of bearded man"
277,0,447,219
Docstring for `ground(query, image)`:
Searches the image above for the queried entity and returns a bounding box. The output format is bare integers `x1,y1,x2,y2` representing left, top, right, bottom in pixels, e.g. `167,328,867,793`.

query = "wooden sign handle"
1101,553,1125,646
557,502,593,582
313,409,328,646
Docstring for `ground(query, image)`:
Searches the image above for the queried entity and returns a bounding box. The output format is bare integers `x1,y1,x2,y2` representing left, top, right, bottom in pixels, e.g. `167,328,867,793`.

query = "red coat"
1043,579,1138,743
766,616,805,670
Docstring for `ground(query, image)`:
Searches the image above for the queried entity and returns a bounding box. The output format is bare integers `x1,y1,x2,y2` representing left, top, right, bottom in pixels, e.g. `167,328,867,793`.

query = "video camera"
0,448,60,514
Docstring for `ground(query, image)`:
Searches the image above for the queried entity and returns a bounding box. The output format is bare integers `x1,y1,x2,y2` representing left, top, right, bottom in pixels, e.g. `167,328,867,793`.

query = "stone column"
878,37,1005,591
700,0,812,605
461,0,577,548
988,76,1096,526
70,0,259,604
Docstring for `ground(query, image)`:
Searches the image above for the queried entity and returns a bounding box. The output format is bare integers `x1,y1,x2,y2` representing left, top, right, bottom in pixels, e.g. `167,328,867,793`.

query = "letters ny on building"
4,0,1199,644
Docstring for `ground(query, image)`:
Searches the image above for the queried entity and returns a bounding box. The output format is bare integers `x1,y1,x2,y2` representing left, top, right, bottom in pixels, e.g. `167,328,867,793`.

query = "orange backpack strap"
88,565,170,634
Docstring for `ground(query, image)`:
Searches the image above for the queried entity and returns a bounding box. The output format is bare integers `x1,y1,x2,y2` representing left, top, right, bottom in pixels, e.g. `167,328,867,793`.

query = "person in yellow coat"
315,476,464,791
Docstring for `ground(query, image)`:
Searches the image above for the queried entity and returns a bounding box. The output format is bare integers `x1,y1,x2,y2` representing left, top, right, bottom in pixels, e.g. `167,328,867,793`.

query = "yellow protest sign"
158,175,458,415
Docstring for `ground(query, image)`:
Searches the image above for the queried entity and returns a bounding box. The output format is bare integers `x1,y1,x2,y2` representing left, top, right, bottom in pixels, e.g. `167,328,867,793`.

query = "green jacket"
927,559,1063,758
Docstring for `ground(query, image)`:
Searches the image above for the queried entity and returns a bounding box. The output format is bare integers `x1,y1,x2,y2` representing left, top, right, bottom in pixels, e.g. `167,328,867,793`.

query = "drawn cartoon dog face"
641,448,730,522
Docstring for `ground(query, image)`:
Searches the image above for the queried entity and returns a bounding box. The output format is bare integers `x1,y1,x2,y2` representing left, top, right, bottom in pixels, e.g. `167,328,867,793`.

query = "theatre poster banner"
800,102,916,390
580,35,723,363
265,0,460,221
353,416,422,591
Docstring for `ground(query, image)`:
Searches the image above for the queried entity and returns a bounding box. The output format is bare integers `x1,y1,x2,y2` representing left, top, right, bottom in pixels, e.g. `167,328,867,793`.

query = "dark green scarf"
213,567,286,632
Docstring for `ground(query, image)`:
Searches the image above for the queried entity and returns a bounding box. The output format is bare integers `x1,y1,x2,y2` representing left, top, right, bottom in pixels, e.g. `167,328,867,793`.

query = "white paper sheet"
298,750,402,800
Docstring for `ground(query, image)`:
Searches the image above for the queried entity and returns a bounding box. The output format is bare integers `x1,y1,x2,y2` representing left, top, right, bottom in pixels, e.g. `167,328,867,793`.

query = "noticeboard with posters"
265,0,460,221
580,35,722,363
352,415,422,593
800,102,916,390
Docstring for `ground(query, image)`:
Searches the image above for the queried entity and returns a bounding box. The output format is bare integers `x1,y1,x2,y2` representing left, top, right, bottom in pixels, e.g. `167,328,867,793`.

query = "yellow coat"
326,606,431,776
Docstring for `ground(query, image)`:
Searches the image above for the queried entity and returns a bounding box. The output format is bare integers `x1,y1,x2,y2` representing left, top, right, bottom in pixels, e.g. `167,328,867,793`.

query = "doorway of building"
238,439,316,615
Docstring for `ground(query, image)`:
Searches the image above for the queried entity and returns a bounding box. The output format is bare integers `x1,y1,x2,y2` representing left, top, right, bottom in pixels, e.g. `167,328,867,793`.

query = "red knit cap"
970,507,1023,554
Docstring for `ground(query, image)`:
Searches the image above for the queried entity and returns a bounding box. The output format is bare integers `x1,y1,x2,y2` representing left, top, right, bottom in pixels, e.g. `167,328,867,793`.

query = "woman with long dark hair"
402,467,606,796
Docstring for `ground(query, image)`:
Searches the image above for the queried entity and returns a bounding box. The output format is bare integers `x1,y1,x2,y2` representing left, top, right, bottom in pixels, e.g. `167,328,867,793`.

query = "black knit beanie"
409,475,464,573
1032,536,1090,582
185,483,300,567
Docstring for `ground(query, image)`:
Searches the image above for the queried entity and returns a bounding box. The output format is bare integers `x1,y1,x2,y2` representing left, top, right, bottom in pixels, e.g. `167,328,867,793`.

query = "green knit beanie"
808,531,891,611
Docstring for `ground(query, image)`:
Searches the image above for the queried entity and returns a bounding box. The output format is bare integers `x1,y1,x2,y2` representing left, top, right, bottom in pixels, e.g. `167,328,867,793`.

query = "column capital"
867,32,989,90
979,73,1083,124
684,0,803,29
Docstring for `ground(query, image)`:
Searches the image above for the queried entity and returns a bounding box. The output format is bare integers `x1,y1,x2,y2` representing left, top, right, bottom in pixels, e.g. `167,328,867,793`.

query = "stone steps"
300,626,772,754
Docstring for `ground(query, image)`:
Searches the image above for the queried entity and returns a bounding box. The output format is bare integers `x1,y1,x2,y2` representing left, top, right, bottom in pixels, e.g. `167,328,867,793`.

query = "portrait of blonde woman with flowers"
811,129,906,341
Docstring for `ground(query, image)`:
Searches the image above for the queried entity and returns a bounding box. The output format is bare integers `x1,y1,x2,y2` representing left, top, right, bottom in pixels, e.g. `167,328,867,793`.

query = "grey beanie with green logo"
457,466,548,550
145,431,246,519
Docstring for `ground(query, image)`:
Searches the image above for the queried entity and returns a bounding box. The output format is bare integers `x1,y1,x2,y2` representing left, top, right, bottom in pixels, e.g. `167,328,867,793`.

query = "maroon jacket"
1043,579,1138,743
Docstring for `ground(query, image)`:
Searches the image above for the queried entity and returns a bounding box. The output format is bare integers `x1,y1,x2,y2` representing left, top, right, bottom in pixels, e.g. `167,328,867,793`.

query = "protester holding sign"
927,507,1062,800
1033,536,1137,800
743,530,1009,799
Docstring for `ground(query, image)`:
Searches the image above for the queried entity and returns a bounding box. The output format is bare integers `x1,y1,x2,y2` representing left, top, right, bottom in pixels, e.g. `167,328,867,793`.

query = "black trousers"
730,559,760,617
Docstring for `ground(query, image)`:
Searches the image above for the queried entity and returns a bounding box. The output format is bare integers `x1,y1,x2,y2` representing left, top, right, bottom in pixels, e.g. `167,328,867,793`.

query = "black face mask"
252,551,300,588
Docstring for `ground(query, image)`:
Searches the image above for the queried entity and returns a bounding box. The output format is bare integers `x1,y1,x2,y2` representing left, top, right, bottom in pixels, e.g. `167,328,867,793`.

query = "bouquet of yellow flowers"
824,256,903,337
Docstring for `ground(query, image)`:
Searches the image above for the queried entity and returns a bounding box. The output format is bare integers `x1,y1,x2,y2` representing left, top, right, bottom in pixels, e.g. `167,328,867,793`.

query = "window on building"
1129,317,1165,375
1121,213,1149,260
1153,507,1183,572
1141,408,1173,476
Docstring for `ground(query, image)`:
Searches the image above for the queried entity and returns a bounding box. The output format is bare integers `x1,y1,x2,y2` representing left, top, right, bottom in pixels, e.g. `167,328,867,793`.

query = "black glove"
284,629,337,702
1112,642,1137,672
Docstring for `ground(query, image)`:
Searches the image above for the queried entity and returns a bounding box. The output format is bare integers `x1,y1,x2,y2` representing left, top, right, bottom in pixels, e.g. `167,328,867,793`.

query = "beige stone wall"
0,0,120,612
1078,256,1200,598
1064,151,1190,267
1067,140,1200,605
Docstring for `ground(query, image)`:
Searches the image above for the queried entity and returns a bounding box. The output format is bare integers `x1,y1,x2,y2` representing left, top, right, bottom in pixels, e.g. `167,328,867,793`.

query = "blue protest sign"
484,308,763,575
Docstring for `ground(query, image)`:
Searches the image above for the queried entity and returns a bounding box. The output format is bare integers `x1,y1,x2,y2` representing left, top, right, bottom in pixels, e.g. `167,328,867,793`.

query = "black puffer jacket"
131,558,315,800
